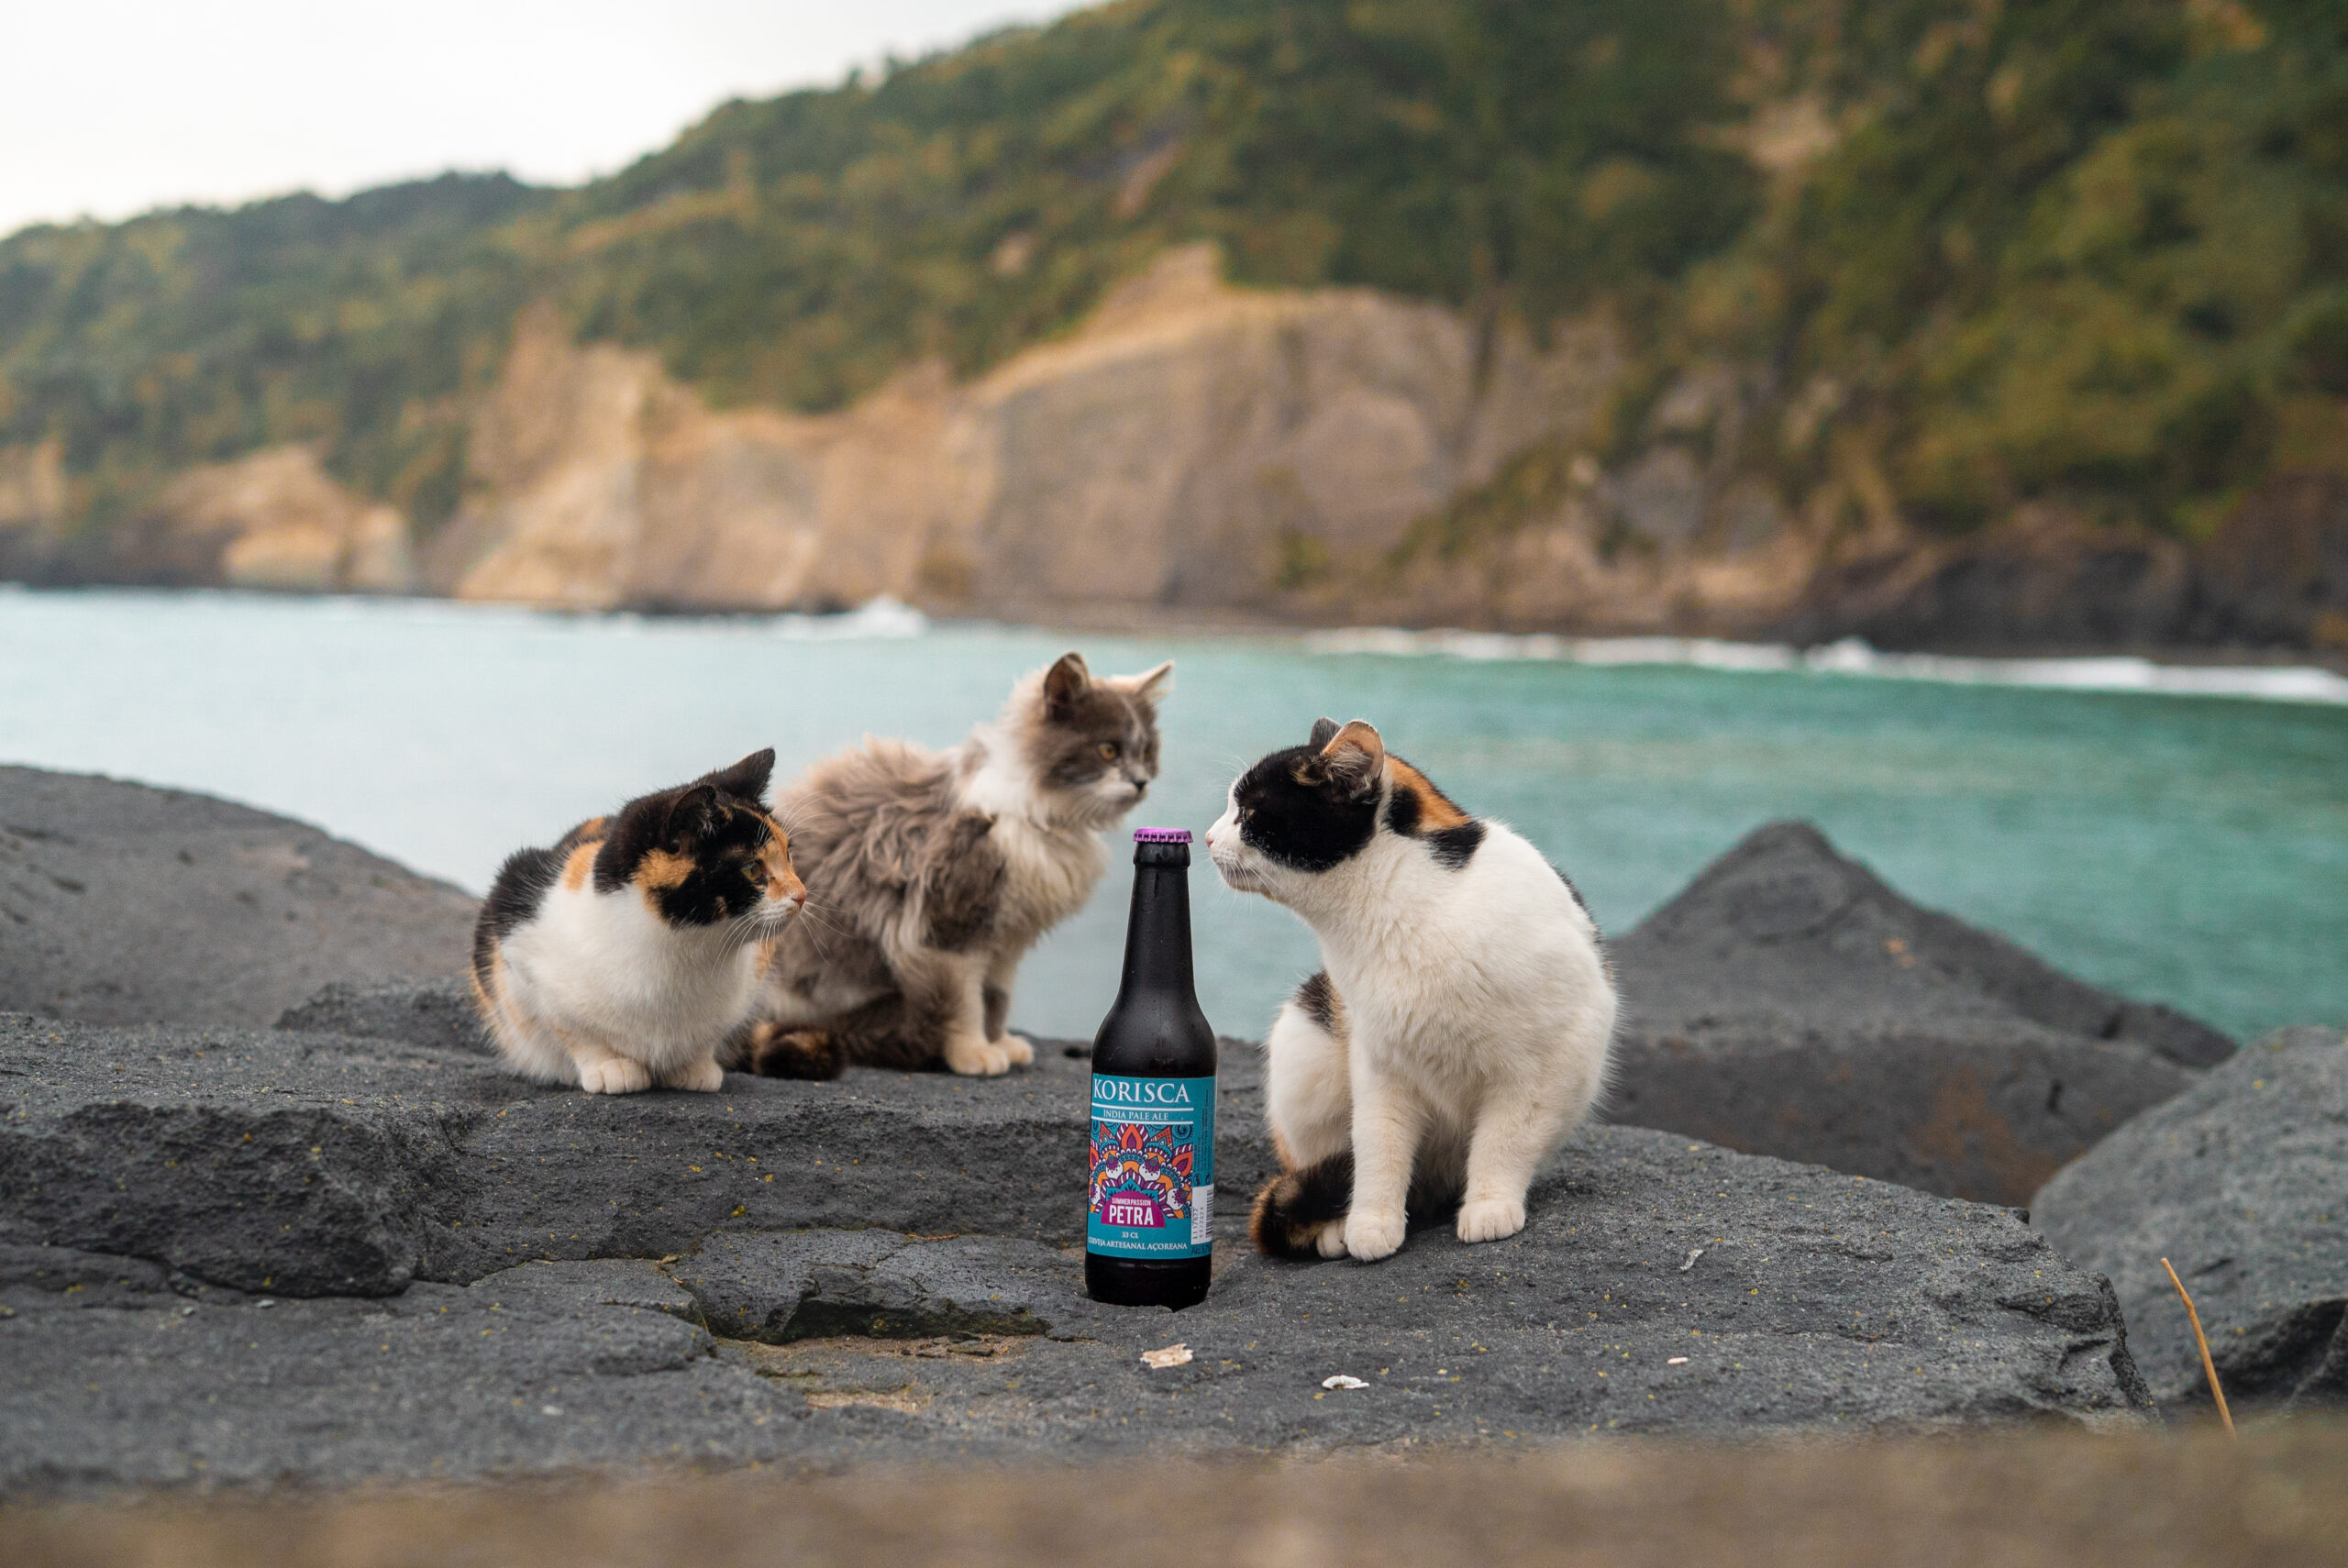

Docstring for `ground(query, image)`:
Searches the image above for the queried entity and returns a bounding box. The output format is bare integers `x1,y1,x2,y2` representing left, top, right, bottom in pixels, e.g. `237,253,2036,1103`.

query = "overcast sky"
0,0,1090,239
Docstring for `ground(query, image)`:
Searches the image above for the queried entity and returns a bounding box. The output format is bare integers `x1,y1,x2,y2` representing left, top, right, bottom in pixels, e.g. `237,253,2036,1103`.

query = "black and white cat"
471,750,805,1095
1204,719,1615,1262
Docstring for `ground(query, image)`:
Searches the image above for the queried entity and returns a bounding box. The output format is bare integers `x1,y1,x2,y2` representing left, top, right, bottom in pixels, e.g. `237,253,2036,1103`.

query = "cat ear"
1043,652,1090,720
663,784,719,845
704,748,776,803
1319,720,1386,798
1307,717,1339,749
1127,660,1174,704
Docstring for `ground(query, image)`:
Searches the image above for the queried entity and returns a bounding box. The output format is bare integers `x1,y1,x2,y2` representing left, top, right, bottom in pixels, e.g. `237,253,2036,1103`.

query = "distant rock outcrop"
2033,1026,2348,1414
1606,823,2233,1206
0,767,475,1028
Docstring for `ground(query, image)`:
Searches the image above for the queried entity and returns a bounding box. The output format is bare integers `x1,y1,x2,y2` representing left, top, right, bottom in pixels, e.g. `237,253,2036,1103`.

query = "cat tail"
743,1021,846,1081
1249,1150,1354,1260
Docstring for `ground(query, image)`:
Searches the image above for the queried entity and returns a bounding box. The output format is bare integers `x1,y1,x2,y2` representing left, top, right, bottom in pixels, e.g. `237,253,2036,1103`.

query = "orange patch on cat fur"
560,840,600,892
635,849,695,889
751,812,805,905
473,949,527,1046
1387,759,1468,830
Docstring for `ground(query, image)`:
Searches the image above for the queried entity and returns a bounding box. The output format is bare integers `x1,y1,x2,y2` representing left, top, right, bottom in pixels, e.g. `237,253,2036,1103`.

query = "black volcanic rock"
2033,1026,2348,1414
0,767,477,1028
0,1013,1222,1295
276,976,492,1055
0,1011,2150,1496
1605,823,2232,1206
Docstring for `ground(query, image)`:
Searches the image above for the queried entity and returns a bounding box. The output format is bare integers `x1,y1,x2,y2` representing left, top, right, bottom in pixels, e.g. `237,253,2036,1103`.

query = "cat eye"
1097,741,1121,760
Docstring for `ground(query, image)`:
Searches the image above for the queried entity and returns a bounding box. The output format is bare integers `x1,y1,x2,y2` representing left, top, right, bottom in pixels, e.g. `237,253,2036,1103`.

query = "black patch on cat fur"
1548,860,1595,923
592,750,781,926
1251,1151,1355,1260
1028,653,1162,793
746,1024,844,1081
1427,820,1486,869
1382,780,1422,837
472,845,560,988
1295,971,1341,1034
1250,1152,1464,1259
1233,745,1379,872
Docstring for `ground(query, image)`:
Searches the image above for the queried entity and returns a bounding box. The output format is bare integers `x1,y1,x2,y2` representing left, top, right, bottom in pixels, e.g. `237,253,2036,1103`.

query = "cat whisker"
789,898,853,964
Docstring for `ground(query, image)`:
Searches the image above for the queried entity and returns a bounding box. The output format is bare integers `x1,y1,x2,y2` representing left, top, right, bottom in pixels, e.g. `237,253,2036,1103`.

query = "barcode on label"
1191,1184,1213,1246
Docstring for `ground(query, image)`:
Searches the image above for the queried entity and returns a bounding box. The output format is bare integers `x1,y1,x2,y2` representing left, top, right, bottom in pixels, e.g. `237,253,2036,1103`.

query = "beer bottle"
1086,827,1217,1309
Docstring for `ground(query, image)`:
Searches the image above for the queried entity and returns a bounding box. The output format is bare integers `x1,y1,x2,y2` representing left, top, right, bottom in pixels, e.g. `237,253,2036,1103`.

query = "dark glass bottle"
1085,828,1218,1309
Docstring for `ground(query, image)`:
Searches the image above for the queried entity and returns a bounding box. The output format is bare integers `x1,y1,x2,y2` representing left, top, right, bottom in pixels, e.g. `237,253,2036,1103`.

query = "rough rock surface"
0,1008,2148,1496
1606,823,2233,1207
0,767,477,1028
2033,1027,2348,1413
276,977,493,1055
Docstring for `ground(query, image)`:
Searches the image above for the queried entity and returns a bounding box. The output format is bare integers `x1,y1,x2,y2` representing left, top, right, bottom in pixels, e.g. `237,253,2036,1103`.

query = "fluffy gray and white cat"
737,651,1172,1079
1205,718,1615,1261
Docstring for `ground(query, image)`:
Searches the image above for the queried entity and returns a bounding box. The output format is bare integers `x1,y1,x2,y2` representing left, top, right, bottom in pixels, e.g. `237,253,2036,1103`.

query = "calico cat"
737,651,1171,1080
1204,718,1615,1262
471,749,804,1095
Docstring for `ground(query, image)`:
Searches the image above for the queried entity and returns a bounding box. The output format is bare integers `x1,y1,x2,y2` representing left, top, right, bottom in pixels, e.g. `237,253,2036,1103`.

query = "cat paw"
1456,1197,1527,1243
1313,1220,1348,1259
662,1056,725,1093
944,1034,1014,1077
577,1057,652,1095
1342,1209,1406,1262
998,1033,1036,1067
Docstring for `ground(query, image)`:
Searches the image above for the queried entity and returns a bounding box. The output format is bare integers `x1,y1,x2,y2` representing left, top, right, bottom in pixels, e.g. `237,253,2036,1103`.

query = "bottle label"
1087,1074,1215,1260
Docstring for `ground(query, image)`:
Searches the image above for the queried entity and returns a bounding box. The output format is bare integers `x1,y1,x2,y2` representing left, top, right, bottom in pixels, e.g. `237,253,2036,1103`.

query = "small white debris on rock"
1321,1375,1369,1390
1667,1356,1689,1365
1140,1343,1192,1369
1678,1248,1705,1272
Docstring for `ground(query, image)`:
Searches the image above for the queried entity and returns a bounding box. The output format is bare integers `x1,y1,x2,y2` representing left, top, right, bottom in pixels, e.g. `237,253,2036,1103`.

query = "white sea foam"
763,595,930,641
1301,626,2348,705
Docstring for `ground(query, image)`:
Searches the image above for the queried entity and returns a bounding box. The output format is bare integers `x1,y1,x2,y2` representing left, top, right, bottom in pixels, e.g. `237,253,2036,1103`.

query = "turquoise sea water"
2,588,2342,1043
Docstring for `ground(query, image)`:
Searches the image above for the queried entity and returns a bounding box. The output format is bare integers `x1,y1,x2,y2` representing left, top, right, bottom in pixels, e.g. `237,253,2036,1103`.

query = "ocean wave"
1301,628,2348,706
760,595,930,641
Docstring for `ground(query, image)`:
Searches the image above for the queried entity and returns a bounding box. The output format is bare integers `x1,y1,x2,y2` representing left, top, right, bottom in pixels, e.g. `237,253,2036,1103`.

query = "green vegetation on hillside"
0,175,547,530
1,0,2344,548
1744,0,2348,536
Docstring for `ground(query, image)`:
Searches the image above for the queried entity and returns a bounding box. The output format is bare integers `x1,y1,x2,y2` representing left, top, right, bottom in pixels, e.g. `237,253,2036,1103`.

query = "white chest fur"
502,882,762,1071
958,738,1111,951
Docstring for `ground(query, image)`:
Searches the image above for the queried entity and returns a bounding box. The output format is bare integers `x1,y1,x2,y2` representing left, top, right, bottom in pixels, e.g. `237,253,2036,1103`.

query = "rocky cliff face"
418,245,1617,613
4,242,2342,650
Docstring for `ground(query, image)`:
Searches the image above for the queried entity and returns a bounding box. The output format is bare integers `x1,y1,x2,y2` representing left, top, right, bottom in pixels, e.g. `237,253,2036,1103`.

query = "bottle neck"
1114,853,1198,1006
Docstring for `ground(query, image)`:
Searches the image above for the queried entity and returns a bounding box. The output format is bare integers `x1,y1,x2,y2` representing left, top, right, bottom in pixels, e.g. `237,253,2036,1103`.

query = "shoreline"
9,581,2345,702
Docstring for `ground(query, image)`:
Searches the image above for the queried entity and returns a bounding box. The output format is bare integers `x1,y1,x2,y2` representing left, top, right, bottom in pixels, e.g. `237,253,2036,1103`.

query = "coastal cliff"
417,246,1617,614
12,241,2336,646
5,0,2347,647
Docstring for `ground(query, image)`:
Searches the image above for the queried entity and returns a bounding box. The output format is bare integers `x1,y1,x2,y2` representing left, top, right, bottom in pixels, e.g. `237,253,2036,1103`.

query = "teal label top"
1087,1073,1215,1259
